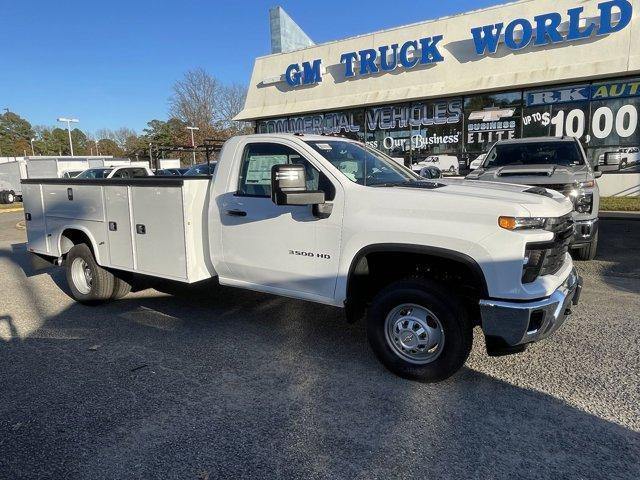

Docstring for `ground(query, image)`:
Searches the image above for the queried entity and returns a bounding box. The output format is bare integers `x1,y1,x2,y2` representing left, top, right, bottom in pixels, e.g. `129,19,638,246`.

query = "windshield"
306,140,419,186
483,141,584,168
76,168,112,179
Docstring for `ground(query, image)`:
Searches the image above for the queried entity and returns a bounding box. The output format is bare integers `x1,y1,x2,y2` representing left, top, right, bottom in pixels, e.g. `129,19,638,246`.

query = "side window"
111,169,128,179
237,143,327,198
130,168,147,178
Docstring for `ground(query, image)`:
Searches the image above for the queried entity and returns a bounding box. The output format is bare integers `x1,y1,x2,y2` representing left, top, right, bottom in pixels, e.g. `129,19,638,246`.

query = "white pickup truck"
22,134,582,382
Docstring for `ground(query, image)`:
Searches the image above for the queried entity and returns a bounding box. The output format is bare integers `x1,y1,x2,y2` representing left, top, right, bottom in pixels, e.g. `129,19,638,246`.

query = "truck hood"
370,178,574,218
467,164,591,185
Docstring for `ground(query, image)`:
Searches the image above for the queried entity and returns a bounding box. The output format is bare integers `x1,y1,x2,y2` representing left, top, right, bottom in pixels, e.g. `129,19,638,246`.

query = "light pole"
186,126,199,166
30,138,35,156
95,139,99,156
57,117,79,156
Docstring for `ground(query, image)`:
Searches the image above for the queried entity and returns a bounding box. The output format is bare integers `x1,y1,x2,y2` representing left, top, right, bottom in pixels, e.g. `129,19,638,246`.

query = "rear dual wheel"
65,244,131,304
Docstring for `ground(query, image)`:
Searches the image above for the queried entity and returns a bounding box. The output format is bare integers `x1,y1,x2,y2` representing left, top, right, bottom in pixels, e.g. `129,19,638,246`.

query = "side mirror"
271,164,325,206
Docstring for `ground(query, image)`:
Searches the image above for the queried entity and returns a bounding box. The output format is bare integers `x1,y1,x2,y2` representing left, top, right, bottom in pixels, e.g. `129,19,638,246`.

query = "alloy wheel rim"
384,303,445,365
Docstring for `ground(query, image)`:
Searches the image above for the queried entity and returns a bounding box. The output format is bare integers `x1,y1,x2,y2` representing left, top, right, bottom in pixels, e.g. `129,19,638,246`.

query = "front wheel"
366,279,472,382
65,244,115,304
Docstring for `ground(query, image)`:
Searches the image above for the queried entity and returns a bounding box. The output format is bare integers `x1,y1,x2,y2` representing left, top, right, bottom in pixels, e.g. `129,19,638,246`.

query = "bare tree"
113,127,137,149
169,68,219,127
95,128,115,141
217,84,248,129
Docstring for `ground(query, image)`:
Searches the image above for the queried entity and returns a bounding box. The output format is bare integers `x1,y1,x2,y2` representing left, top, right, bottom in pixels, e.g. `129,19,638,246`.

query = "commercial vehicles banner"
257,76,640,175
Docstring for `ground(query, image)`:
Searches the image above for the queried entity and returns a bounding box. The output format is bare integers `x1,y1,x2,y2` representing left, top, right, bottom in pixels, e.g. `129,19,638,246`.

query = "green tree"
0,111,35,156
70,128,88,155
96,138,123,156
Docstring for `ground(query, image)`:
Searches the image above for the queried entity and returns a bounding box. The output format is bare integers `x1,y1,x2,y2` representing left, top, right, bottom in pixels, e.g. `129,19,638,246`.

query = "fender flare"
345,243,489,301
58,226,103,264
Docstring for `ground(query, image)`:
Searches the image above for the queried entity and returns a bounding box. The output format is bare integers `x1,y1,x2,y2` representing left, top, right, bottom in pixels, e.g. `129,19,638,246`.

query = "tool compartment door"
131,185,187,280
104,186,134,269
22,183,49,253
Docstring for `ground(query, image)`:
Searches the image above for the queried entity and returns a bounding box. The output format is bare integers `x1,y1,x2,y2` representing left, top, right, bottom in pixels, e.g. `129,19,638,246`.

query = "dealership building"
235,0,640,174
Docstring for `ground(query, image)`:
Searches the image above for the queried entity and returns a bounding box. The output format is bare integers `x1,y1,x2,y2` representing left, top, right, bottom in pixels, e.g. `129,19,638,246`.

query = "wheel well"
346,246,488,324
60,229,94,256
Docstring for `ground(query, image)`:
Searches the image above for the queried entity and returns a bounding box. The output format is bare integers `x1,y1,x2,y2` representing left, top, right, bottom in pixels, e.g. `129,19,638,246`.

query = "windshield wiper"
370,181,415,188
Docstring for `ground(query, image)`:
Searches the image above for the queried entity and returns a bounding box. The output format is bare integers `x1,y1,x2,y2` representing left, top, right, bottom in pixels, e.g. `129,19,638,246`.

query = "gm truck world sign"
284,0,633,87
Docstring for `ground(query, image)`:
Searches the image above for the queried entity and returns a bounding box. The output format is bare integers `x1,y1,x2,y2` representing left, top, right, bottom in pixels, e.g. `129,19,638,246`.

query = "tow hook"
572,277,584,306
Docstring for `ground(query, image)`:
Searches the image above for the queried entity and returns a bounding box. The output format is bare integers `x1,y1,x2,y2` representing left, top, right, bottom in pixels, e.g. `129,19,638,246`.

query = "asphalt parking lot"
0,210,638,479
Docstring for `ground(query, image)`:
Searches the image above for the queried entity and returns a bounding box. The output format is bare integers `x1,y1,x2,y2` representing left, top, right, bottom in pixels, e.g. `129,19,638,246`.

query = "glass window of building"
588,78,640,171
523,84,591,164
409,98,464,176
364,103,415,166
464,91,523,155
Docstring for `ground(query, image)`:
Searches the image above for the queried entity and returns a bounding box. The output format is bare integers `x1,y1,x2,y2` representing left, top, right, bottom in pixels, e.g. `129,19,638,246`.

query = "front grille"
539,214,574,277
523,214,574,283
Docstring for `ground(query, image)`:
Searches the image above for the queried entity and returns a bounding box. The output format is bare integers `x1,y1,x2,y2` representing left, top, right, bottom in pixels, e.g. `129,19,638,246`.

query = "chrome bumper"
479,269,582,348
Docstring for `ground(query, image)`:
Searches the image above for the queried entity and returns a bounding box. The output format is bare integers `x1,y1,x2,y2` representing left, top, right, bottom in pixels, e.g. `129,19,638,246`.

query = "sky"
1,0,505,134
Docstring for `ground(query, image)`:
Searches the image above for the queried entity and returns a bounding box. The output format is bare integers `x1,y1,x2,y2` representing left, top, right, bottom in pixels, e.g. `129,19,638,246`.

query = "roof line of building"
253,0,530,60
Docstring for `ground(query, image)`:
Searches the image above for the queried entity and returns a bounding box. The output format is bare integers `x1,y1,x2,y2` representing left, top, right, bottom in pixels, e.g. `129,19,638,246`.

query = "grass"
0,202,23,210
600,196,640,212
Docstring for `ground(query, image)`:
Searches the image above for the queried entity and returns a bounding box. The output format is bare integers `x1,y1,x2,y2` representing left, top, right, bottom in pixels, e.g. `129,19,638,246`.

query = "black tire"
572,231,599,261
6,191,15,204
112,276,132,299
0,191,6,204
366,278,473,382
620,161,628,171
65,244,115,304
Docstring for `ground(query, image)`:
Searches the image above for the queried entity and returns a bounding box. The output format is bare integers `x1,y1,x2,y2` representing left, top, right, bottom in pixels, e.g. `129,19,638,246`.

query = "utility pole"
30,138,35,156
186,126,199,166
57,117,79,156
95,139,99,156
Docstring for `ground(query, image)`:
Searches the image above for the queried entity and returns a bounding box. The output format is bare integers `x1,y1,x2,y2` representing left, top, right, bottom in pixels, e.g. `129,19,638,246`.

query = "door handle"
226,210,247,217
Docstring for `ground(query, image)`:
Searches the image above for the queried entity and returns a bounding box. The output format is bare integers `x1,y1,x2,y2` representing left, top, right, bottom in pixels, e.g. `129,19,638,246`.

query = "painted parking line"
0,207,24,214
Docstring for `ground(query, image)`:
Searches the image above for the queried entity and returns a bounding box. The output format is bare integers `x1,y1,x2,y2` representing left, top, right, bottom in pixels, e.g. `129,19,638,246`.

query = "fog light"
522,248,546,284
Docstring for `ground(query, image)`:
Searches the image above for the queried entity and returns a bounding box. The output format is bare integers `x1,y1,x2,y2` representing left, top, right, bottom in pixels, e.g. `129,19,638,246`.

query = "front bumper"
572,218,599,246
479,268,582,349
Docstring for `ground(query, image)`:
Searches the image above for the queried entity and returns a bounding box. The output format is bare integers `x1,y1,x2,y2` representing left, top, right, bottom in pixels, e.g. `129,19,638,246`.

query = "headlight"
574,193,593,214
577,180,595,189
498,216,547,231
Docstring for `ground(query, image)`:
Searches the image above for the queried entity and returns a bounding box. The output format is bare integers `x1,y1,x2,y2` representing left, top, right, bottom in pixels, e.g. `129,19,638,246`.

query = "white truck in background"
0,160,27,204
23,134,582,382
0,157,144,203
